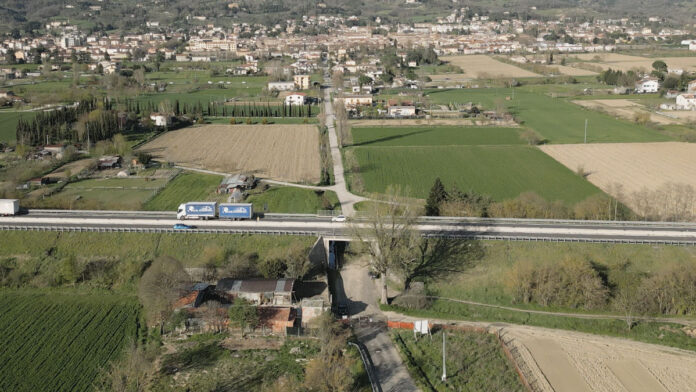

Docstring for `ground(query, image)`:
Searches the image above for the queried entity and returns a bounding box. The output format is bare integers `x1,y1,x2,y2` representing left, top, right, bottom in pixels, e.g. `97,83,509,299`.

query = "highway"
1,209,696,245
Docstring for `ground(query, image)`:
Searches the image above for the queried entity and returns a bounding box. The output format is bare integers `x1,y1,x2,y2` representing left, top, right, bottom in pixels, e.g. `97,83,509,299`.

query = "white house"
688,80,696,93
285,92,306,106
268,81,295,91
635,77,659,94
388,106,416,117
150,112,171,127
293,74,310,90
342,94,373,108
676,94,696,110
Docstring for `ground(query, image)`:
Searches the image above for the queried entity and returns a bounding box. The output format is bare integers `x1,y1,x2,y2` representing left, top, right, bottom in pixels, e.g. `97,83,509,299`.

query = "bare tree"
396,237,483,291
95,343,152,392
138,256,191,331
352,186,419,304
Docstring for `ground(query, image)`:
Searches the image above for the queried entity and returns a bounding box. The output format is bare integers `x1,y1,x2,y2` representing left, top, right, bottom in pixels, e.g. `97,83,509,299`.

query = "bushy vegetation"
392,329,525,392
0,290,140,392
431,241,696,319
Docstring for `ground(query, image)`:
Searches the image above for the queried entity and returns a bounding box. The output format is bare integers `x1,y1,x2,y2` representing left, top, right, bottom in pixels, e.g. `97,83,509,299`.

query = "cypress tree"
425,177,448,216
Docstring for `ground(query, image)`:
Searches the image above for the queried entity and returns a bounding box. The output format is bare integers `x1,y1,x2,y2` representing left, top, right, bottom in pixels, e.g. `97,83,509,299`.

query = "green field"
425,88,672,143
352,145,601,202
247,186,341,214
0,111,36,142
351,126,524,146
0,290,140,392
37,177,170,210
144,172,224,211
392,329,525,392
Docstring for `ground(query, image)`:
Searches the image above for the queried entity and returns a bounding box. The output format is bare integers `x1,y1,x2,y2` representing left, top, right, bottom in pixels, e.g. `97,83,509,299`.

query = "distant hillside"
0,0,693,33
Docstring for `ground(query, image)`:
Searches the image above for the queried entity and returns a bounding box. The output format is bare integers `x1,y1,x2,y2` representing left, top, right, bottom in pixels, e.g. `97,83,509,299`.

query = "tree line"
119,98,314,118
15,97,124,146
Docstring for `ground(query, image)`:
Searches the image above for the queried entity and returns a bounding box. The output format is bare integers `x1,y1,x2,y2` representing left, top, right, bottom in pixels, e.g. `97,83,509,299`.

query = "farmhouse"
342,94,373,108
149,112,171,127
217,173,256,194
98,155,121,170
388,105,416,117
676,94,696,110
216,278,295,306
268,81,295,91
173,283,216,309
635,77,659,94
285,92,306,106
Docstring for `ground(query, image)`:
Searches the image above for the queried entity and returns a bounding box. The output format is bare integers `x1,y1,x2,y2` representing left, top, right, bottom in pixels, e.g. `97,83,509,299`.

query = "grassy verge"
206,116,318,124
391,329,525,391
144,171,224,210
247,185,340,214
382,301,696,352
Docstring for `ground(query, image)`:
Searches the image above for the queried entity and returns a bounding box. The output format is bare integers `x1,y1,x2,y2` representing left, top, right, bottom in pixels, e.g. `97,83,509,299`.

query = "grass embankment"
0,289,140,392
0,231,314,288
386,241,696,351
247,186,341,214
425,87,672,143
392,329,525,392
144,171,224,210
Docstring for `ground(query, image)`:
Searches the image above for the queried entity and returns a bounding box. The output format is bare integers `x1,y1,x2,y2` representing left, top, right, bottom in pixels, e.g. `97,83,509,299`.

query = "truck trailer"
177,202,217,220
0,199,19,216
218,203,253,220
177,202,253,220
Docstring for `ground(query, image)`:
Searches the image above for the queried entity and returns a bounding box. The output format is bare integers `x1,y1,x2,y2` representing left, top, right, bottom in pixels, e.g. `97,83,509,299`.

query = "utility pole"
441,332,447,382
584,119,588,144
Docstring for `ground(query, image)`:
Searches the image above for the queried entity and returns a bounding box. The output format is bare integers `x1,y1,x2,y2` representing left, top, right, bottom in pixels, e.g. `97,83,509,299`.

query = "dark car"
336,303,349,318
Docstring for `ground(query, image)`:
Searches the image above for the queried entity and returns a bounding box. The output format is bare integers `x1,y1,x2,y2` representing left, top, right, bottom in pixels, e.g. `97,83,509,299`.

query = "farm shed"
258,307,296,334
388,106,416,117
216,278,295,306
299,298,328,326
97,155,121,170
173,283,216,309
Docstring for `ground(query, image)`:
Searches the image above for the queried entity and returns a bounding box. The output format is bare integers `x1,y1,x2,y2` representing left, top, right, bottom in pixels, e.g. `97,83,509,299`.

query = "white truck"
0,199,19,216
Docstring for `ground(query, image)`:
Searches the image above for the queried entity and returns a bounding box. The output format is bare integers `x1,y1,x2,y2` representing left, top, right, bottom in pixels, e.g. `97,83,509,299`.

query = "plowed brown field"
540,142,696,216
140,124,320,183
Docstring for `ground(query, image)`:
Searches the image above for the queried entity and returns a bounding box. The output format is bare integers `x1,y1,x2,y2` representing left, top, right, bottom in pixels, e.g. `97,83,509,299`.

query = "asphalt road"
1,209,696,244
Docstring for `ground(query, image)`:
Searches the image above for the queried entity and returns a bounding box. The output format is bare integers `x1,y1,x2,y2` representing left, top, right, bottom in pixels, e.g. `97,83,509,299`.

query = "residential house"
268,81,295,91
342,94,373,108
216,278,295,306
285,92,306,106
676,94,696,110
293,74,310,90
688,80,696,93
635,77,659,93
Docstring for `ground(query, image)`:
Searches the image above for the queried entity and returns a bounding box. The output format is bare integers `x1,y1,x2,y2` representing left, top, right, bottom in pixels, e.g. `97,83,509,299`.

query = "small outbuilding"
216,278,295,306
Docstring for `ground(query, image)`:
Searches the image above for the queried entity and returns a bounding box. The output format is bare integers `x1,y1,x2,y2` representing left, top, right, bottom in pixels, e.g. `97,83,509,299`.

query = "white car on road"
331,215,347,222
